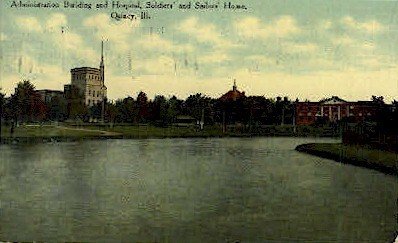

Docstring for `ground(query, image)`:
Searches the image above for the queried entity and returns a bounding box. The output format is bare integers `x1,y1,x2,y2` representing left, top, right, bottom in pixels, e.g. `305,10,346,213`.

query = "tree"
88,102,102,120
65,85,88,121
371,95,384,105
0,88,4,139
10,80,47,123
48,96,67,121
105,101,118,124
167,95,183,123
184,93,213,124
0,88,5,120
150,95,169,125
115,97,136,123
137,91,149,122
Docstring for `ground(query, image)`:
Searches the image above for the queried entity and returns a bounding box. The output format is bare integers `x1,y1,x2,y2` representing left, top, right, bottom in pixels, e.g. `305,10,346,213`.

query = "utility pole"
101,95,105,124
100,40,105,124
200,108,204,130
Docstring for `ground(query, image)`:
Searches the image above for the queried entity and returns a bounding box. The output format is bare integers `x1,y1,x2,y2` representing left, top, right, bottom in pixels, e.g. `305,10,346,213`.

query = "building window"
89,90,91,95
88,100,91,105
93,91,95,97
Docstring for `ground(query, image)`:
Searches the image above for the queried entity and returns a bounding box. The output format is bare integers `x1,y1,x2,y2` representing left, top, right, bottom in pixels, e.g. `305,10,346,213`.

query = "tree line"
0,80,296,126
0,80,397,129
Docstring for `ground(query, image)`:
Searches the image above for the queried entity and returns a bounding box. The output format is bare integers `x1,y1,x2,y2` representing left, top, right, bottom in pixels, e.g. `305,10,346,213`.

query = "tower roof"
100,40,104,67
219,80,246,101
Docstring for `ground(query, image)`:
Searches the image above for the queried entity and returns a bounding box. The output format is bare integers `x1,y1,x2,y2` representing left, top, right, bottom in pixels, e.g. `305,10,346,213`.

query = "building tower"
67,41,108,108
100,40,105,86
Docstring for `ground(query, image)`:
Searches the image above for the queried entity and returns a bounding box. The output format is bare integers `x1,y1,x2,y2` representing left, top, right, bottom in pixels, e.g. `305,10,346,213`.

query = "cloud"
230,66,398,102
341,16,385,33
45,13,68,31
235,15,301,39
105,63,398,102
16,16,43,32
331,34,376,56
13,13,97,66
107,73,233,100
318,19,333,30
138,34,194,53
134,55,176,75
46,14,97,62
16,13,68,33
1,55,69,95
283,42,319,53
332,35,355,46
84,13,140,51
198,52,231,64
245,55,274,63
53,31,83,50
0,32,7,41
178,17,236,48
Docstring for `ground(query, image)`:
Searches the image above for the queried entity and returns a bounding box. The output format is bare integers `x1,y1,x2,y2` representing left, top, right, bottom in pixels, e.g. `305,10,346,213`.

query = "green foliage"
48,96,67,121
0,88,5,116
65,85,88,120
5,80,396,132
10,80,47,122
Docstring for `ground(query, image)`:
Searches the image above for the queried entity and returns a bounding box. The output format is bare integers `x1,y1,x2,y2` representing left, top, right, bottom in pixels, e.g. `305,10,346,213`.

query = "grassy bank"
0,125,121,144
75,124,341,138
0,123,341,144
79,124,224,139
296,143,398,176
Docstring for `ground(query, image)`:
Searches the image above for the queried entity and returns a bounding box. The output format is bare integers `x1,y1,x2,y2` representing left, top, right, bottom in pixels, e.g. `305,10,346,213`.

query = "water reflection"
0,137,396,242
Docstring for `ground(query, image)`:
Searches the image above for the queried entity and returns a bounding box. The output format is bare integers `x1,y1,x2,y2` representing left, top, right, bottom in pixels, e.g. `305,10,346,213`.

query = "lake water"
0,137,397,242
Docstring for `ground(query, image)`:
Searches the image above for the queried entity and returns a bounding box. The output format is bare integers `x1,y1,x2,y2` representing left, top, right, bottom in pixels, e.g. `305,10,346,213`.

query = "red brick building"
295,96,381,125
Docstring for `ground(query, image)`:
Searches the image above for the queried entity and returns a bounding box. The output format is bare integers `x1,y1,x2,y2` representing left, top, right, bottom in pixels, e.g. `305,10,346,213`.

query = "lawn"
296,143,398,176
76,124,225,138
0,125,107,138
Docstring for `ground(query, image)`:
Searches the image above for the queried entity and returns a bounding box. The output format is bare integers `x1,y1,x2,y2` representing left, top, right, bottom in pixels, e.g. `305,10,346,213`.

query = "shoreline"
0,133,338,145
0,124,341,144
296,143,398,176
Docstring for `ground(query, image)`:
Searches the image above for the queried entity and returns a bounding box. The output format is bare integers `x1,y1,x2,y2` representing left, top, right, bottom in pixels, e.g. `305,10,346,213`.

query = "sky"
0,0,398,102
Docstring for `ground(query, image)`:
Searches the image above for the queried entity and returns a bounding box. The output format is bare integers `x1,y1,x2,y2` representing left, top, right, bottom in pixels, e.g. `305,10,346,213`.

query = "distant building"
219,80,246,101
36,89,64,103
65,41,107,107
295,96,383,125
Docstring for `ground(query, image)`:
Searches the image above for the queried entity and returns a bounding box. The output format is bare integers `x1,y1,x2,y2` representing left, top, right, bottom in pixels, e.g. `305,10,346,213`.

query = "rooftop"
219,80,246,101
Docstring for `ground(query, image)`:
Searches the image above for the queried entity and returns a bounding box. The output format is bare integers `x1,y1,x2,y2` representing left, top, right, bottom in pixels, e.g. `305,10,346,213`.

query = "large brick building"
295,96,382,125
36,89,64,103
64,41,107,107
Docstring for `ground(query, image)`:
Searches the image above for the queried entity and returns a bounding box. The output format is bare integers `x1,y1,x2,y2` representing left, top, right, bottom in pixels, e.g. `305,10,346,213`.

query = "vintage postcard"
0,0,397,242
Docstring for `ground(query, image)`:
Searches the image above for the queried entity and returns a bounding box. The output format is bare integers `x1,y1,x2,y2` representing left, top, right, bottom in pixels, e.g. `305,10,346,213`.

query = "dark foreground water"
0,137,397,242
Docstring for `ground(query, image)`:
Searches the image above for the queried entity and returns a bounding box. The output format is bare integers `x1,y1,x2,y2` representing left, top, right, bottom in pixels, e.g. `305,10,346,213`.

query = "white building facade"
69,42,107,107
